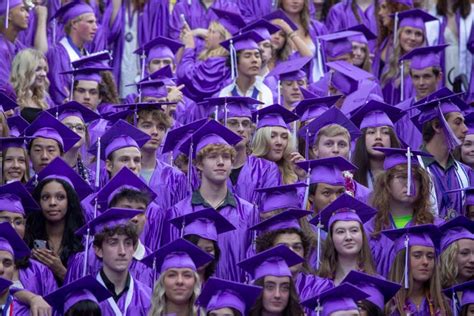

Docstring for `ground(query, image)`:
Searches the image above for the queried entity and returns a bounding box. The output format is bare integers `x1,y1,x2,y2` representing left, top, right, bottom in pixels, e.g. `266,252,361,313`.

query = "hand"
288,151,306,180
271,18,294,34
29,295,52,316
32,248,66,280
192,28,208,39
180,25,195,49
34,4,48,20
167,84,184,103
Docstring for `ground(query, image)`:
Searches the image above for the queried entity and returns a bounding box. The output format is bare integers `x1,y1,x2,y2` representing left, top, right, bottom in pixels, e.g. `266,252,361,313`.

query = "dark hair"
65,300,102,316
357,300,384,316
28,138,64,155
73,70,119,105
376,1,411,47
184,234,221,281
436,0,471,19
207,308,241,316
461,304,474,316
93,224,139,249
227,50,263,68
26,178,85,267
352,127,401,187
108,188,151,209
409,66,442,78
249,276,304,316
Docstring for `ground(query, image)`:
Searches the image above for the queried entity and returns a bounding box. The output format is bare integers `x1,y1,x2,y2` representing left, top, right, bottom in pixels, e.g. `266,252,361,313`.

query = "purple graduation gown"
0,34,25,86
389,298,443,316
18,259,58,296
98,274,152,316
394,97,423,150
158,191,258,282
296,272,334,316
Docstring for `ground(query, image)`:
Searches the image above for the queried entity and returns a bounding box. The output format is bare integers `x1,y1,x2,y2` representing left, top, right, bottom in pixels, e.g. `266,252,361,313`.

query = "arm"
33,5,48,53
275,19,314,57
13,290,51,316
110,0,122,28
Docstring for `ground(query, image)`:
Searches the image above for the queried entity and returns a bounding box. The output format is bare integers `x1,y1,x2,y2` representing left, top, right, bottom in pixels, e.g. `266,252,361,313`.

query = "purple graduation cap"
382,224,439,289
464,111,474,135
0,136,31,151
0,91,19,113
196,277,262,315
300,87,321,99
395,9,438,31
350,99,403,129
76,207,142,236
211,8,246,35
169,208,236,241
161,118,208,161
318,30,361,60
238,244,304,280
27,157,94,200
142,65,176,85
443,280,474,315
239,19,280,41
47,101,101,123
252,104,299,130
113,101,172,126
438,216,474,253
141,238,214,273
50,0,94,25
255,183,307,213
250,209,311,233
346,24,377,45
70,51,111,70
44,275,112,315
136,79,168,99
0,181,40,215
262,9,298,31
300,283,369,316
0,277,12,295
327,60,374,96
293,95,341,123
178,119,242,158
7,115,28,137
296,156,357,186
341,270,401,310
61,67,110,83
204,96,262,122
400,44,447,71
134,36,184,65
23,111,81,152
0,222,31,259
88,119,150,160
90,166,157,211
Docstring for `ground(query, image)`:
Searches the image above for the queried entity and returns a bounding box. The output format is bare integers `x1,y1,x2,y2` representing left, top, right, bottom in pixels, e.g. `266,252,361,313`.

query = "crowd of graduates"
1,0,474,315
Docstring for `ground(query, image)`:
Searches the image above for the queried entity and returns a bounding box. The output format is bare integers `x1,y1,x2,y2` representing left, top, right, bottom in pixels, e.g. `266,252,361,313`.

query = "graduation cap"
28,157,93,200
250,209,311,233
0,277,12,295
141,238,214,273
238,244,304,280
76,207,142,236
464,111,474,135
293,95,340,123
438,216,474,253
341,270,401,310
44,275,112,315
161,118,208,160
318,31,361,60
0,91,19,113
61,67,111,83
70,51,110,70
346,24,377,44
252,104,299,130
23,111,81,152
0,136,31,151
178,119,242,159
136,79,168,99
47,101,101,123
255,183,307,213
0,181,40,215
350,99,403,129
390,0,414,7
88,119,150,160
239,19,280,40
300,87,320,99
382,224,440,289
0,0,24,28
197,277,262,316
169,208,236,241
399,44,447,71
204,96,262,121
7,115,28,137
262,9,298,31
340,83,384,116
443,280,474,315
327,60,374,96
300,283,370,316
0,222,31,259
134,36,183,64
90,166,157,211
142,65,176,85
395,9,438,31
50,0,94,24
211,8,246,35
296,156,357,186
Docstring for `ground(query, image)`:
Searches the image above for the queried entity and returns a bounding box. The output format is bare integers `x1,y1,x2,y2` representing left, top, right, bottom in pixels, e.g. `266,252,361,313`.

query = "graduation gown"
158,191,258,282
296,272,334,316
389,298,443,316
18,259,58,296
0,34,25,87
394,97,423,150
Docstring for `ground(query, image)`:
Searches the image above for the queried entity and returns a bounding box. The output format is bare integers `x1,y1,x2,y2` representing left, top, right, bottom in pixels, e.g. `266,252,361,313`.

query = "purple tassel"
438,104,461,152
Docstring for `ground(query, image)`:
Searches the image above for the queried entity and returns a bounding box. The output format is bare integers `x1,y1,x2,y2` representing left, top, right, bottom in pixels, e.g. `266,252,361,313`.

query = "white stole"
96,272,135,316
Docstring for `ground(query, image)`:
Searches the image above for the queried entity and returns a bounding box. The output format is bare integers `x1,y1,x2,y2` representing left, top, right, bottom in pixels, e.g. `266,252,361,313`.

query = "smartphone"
33,239,48,249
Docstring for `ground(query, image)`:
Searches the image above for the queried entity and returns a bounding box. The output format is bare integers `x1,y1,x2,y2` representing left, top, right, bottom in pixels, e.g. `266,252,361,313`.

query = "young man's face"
0,250,14,281
411,67,442,100
237,49,262,78
8,4,29,30
106,147,142,177
225,117,252,148
446,112,468,143
72,13,97,44
94,233,135,273
310,183,345,213
281,79,306,108
137,114,167,152
197,148,233,185
112,198,148,236
312,134,350,159
259,40,273,65
73,80,101,111
29,137,61,173
147,58,176,74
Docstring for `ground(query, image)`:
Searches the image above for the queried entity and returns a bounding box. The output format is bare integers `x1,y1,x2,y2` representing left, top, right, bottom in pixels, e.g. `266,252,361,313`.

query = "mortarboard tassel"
406,147,412,196
94,136,101,191
438,103,461,152
224,99,228,127
452,291,458,316
302,166,311,212
304,132,310,160
5,0,9,29
187,141,194,194
404,234,409,289
140,51,146,80
393,12,399,47
316,38,325,77
400,61,405,102
316,217,321,270
82,224,91,277
277,79,282,105
230,40,237,80
315,299,321,316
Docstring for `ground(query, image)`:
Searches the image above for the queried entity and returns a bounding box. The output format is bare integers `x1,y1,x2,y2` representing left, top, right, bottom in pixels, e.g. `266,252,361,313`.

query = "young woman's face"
33,58,48,88
410,245,435,283
332,221,364,258
378,0,391,27
352,41,367,67
206,26,224,50
40,181,68,223
281,0,305,14
259,39,273,65
196,237,215,273
456,239,474,282
461,134,474,166
3,147,27,183
387,169,420,205
273,232,304,273
271,29,286,51
163,268,196,305
399,26,424,53
467,304,474,316
313,135,350,159
365,126,392,158
265,126,290,162
61,116,86,149
262,275,291,314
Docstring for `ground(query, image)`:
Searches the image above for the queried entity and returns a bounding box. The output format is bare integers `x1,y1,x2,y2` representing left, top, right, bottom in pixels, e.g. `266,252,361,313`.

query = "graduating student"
238,245,306,316
348,24,376,72
23,111,81,174
143,238,213,316
134,36,183,77
1,137,30,184
462,113,474,169
443,280,474,316
161,120,257,282
383,225,451,315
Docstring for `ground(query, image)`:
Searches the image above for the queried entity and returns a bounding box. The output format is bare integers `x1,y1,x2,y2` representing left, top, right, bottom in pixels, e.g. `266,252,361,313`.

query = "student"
143,238,213,316
1,137,30,184
383,225,451,315
443,280,474,316
162,120,257,282
348,24,377,72
134,36,183,77
238,245,306,316
23,111,81,174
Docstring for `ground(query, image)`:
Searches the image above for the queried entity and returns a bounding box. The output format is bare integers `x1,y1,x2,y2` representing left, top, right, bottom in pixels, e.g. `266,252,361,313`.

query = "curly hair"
439,242,460,289
195,144,237,166
99,71,120,104
370,164,434,238
184,234,221,281
65,300,101,316
126,108,172,130
10,48,51,110
93,223,139,249
148,269,202,316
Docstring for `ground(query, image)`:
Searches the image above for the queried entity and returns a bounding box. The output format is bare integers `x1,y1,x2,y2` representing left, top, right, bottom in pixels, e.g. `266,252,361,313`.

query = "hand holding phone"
33,239,48,249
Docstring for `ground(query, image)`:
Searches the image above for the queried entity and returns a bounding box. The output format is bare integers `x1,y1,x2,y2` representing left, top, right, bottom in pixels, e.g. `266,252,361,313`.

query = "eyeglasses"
64,123,86,133
0,216,25,226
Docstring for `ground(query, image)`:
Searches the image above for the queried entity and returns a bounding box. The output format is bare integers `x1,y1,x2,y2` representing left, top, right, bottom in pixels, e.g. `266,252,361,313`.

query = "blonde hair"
252,126,297,184
148,270,202,316
10,48,50,110
314,124,351,148
0,112,9,137
2,146,30,184
198,21,230,61
439,242,460,289
195,143,237,165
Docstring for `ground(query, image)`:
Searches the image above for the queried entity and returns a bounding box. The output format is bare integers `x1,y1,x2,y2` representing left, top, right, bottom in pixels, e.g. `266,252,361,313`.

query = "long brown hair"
376,1,412,47
352,127,401,187
277,0,312,36
370,164,434,238
436,0,471,19
318,221,377,279
386,249,451,316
